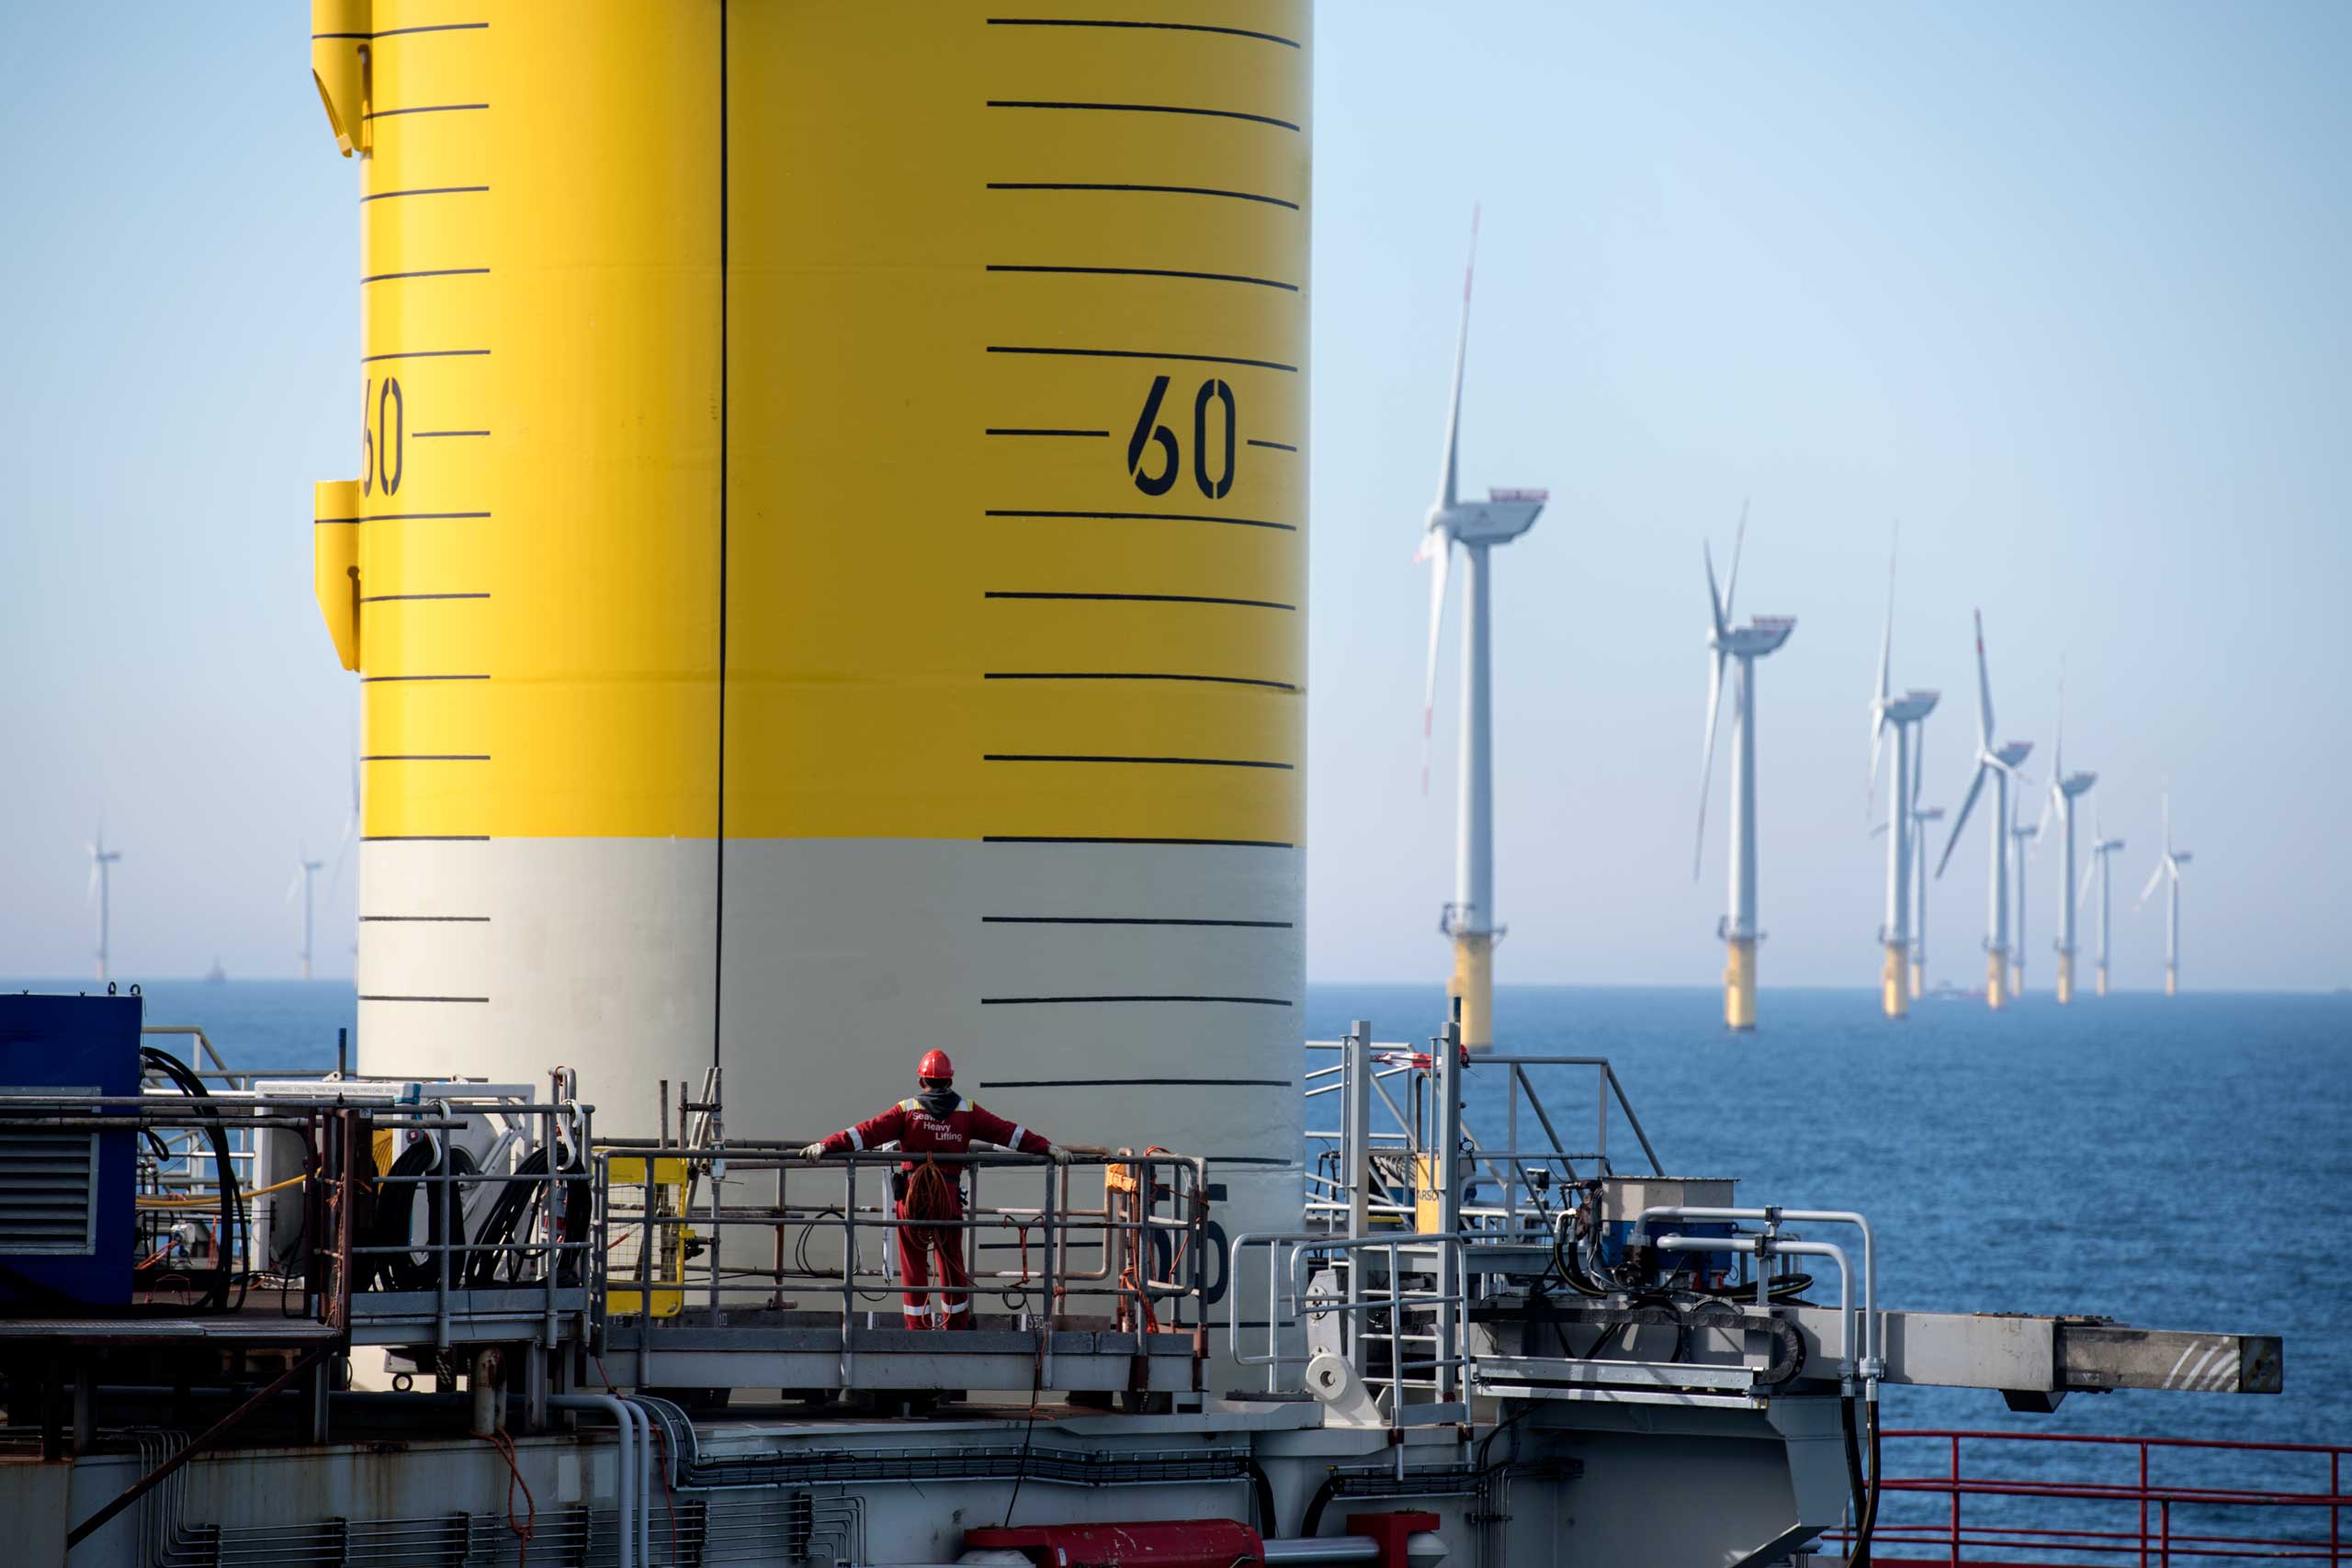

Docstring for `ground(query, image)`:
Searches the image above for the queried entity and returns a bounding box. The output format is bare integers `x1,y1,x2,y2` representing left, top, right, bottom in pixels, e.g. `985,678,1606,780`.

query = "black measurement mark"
984,17,1299,49
980,1077,1295,1089
993,344,1293,373
414,430,490,439
984,753,1292,770
987,99,1298,132
989,264,1295,292
989,181,1297,210
358,592,490,603
360,914,492,922
985,591,1294,611
362,349,491,363
361,268,490,284
360,673,490,682
982,915,1295,928
318,512,489,523
362,754,491,762
363,103,490,119
986,507,1291,533
359,186,490,203
314,22,489,40
1247,438,1296,453
986,427,1108,437
361,834,490,842
358,993,491,1003
985,834,1295,849
980,994,1293,1007
984,671,1296,691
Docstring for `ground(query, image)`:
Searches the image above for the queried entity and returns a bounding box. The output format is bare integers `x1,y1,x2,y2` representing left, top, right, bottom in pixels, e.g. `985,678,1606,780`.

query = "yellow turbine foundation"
1909,959,1925,1000
1881,942,1907,1020
1984,950,2007,1010
1448,931,1494,1051
1724,938,1758,1032
2165,967,2178,997
2055,952,2075,1006
2097,964,2109,998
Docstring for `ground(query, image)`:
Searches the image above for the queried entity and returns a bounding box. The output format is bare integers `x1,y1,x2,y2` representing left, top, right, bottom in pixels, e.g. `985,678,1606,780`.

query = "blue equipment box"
0,992,141,1309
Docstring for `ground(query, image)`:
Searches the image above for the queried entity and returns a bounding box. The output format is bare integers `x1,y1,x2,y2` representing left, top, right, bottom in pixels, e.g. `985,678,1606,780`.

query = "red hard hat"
917,1048,954,1083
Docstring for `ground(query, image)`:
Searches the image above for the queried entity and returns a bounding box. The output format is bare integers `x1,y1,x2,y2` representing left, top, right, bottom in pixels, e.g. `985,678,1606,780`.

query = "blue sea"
13,976,2346,1530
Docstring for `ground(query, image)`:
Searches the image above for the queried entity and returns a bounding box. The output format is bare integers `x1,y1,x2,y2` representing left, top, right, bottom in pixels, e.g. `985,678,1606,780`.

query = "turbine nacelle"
1992,740,2032,771
1715,615,1796,659
1428,488,1548,549
1881,690,1939,724
2059,771,2097,798
1916,806,1946,822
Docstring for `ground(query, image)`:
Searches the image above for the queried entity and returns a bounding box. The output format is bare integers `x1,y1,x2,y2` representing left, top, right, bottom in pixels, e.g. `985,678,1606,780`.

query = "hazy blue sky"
3,4,2346,990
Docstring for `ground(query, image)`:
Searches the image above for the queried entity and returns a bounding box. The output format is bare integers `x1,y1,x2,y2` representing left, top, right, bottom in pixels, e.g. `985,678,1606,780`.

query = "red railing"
1819,1428,2351,1566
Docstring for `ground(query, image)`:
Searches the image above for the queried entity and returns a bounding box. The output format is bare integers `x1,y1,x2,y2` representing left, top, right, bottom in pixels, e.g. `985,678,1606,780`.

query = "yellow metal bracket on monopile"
314,479,360,671
311,0,371,156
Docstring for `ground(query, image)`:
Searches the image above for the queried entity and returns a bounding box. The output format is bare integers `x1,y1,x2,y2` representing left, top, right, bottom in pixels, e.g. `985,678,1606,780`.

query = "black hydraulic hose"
1840,1393,1872,1568
1297,1475,1339,1540
140,1048,239,1312
1860,1392,1883,1558
1245,1459,1278,1540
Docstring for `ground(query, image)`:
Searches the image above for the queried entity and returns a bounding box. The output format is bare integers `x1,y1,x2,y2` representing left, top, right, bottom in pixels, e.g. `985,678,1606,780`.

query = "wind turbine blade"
1723,499,1747,627
2137,859,2166,910
1420,536,1453,795
1938,763,1989,878
1436,205,1477,513
2162,785,2172,855
1868,536,1894,807
1972,608,1995,750
2035,780,2055,844
2078,858,2098,909
1694,650,1726,879
1703,538,1726,643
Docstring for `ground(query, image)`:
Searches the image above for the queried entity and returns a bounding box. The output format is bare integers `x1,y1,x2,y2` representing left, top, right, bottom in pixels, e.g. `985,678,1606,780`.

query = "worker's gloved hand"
798,1142,828,1162
1046,1145,1074,1165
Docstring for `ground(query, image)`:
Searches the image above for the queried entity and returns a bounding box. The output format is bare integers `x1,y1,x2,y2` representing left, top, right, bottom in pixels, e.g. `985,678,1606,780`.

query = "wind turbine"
1418,208,1548,1051
2081,809,2126,997
87,826,123,984
1695,506,1795,1032
2138,788,2192,995
2041,678,2098,1003
1868,531,1938,1019
1936,611,2031,1010
288,847,325,981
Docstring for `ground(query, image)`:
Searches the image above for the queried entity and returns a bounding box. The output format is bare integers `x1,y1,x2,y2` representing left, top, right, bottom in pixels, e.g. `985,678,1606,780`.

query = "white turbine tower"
2009,794,2039,998
1418,209,1547,1051
1937,611,2031,1010
2041,681,2097,1003
2081,809,2126,997
2138,788,2193,995
1695,506,1795,1032
1911,800,1945,998
87,826,123,984
1868,534,1938,1020
288,848,325,981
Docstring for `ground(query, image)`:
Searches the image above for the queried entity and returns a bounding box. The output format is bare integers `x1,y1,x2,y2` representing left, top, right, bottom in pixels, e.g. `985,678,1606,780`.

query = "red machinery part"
1348,1512,1442,1568
962,1520,1265,1567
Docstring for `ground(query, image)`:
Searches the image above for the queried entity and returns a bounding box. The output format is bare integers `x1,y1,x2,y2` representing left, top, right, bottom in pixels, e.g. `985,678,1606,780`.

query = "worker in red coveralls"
800,1050,1093,1330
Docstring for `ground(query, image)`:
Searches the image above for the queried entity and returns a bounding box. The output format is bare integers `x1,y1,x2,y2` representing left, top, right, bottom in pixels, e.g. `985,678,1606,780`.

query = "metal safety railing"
1305,1024,1662,1240
1819,1428,2352,1565
592,1145,1210,1349
1229,1231,1473,1427
0,1084,594,1352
